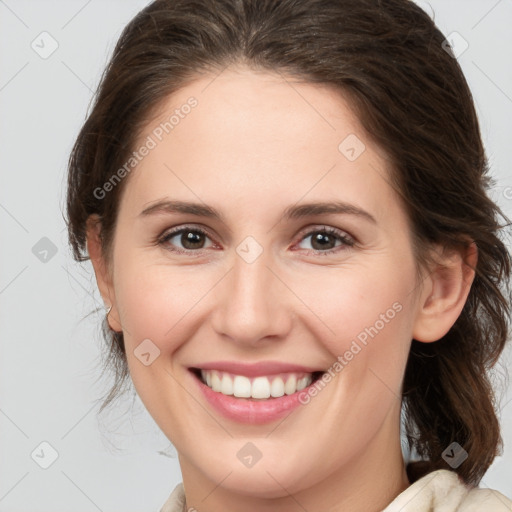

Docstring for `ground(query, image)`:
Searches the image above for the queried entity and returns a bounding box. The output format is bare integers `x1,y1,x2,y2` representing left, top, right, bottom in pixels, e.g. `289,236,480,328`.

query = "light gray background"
0,1,511,511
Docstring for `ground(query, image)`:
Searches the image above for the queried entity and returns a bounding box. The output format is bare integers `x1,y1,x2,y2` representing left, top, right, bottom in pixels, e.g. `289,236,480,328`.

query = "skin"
87,66,477,512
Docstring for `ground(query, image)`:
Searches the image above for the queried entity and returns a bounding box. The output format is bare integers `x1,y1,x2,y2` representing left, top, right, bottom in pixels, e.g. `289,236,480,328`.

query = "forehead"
121,66,401,229
150,66,366,155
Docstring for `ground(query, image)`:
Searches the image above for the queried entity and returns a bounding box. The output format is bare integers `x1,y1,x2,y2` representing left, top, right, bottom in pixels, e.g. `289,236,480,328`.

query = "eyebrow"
139,199,377,224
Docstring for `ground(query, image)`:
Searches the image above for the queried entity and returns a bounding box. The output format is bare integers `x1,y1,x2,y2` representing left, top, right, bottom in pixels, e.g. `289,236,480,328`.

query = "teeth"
233,375,251,398
284,374,297,395
270,377,285,398
200,370,313,399
297,375,309,391
211,371,221,392
252,377,271,399
221,373,233,395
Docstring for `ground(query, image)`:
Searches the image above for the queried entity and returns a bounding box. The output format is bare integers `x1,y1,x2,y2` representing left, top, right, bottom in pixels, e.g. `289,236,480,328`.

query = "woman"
66,0,512,510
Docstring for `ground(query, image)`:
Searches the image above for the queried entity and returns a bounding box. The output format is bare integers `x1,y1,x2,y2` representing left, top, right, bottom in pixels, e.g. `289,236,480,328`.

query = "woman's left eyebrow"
139,199,377,225
282,201,377,224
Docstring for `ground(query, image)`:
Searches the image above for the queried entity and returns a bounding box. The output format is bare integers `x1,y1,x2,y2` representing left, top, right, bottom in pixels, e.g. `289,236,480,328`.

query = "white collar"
160,469,512,512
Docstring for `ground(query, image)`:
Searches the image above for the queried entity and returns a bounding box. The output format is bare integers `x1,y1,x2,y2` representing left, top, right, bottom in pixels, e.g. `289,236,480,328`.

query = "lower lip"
190,370,318,425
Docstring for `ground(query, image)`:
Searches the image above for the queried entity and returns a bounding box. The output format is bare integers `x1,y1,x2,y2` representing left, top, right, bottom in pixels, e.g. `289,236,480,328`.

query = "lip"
190,360,324,377
188,366,324,425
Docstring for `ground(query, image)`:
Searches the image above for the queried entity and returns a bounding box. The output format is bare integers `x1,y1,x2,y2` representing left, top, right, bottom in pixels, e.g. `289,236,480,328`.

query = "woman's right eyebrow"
139,199,223,221
139,199,377,225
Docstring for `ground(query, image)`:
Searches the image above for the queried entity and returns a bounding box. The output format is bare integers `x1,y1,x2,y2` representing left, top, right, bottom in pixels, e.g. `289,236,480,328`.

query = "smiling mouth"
190,368,324,400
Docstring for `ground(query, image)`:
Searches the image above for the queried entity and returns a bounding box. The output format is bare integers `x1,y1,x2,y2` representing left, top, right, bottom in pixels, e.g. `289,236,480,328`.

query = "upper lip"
190,361,324,377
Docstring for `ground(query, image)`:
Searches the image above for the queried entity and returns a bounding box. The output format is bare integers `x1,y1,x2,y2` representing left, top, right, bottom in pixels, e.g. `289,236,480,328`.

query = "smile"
196,369,324,399
188,361,327,424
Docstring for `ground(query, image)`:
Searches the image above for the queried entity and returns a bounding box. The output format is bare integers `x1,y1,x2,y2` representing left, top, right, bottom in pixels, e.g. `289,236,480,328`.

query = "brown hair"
66,0,511,486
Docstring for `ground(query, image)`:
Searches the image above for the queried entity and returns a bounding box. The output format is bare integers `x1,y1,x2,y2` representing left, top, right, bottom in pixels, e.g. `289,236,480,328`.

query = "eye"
158,226,215,254
157,224,355,256
294,226,355,255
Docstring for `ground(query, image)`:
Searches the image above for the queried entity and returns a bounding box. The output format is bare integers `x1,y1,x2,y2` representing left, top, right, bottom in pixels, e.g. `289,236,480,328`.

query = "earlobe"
86,215,122,332
412,242,477,343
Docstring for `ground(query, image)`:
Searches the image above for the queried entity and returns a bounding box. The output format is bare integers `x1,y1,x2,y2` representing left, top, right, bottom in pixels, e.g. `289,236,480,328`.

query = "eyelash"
156,224,355,257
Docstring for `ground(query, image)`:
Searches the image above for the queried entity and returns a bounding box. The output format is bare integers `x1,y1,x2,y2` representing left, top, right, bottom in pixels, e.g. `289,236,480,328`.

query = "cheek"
288,256,417,407
296,261,413,347
114,262,208,347
115,252,416,354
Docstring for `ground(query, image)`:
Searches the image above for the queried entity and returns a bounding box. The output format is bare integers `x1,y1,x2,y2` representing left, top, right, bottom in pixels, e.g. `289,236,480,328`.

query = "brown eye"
179,230,206,250
296,227,354,255
159,226,214,253
310,232,337,250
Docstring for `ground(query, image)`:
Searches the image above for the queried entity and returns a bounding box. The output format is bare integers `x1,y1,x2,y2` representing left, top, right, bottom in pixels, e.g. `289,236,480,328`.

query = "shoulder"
383,469,512,512
458,485,512,511
159,482,186,512
160,473,512,512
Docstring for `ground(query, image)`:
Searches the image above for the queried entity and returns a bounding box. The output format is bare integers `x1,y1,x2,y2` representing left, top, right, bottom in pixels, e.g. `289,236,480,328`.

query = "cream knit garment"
159,469,512,512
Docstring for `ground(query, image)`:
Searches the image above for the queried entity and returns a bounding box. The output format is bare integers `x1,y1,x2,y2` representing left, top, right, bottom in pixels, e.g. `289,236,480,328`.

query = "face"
97,67,428,500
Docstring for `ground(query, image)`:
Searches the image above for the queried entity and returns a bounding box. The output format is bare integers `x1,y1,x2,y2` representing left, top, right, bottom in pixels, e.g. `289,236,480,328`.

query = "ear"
86,214,122,332
412,241,477,343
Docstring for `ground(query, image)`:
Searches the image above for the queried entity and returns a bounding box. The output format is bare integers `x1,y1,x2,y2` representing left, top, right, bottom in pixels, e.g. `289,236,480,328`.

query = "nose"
210,245,293,347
